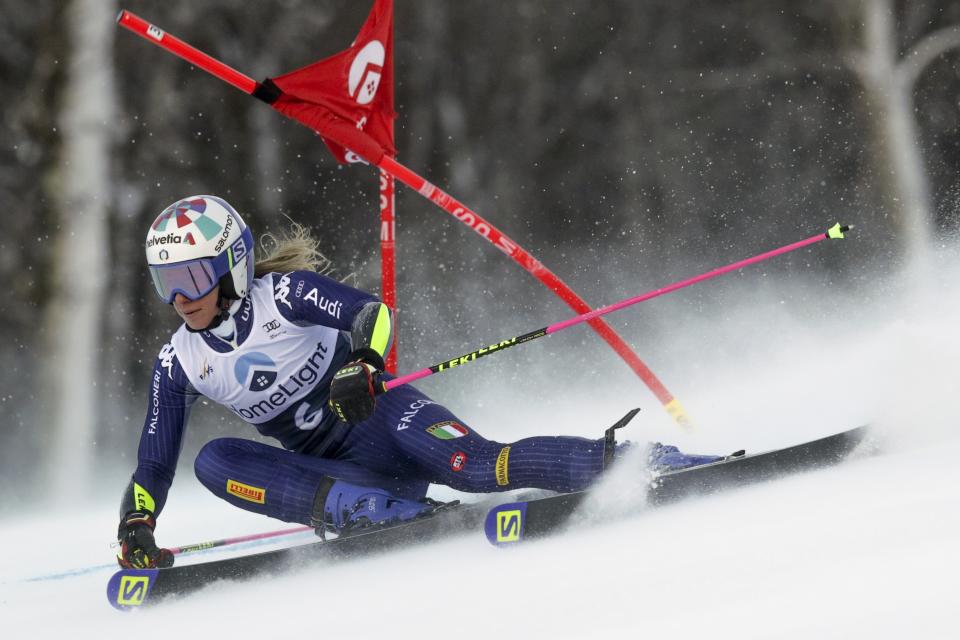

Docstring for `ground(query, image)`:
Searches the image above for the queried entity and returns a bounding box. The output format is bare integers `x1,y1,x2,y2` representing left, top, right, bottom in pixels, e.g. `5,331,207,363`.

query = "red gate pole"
116,9,692,427
380,158,398,373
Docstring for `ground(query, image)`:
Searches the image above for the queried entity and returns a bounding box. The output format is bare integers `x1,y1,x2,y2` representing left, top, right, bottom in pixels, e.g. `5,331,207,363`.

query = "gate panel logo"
348,40,385,106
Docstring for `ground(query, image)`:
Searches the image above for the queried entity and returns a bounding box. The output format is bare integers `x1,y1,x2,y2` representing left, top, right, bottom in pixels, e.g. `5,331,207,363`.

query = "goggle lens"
149,259,218,303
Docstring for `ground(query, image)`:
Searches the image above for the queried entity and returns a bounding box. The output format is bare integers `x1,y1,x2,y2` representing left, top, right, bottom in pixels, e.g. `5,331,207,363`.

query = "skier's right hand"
116,511,174,569
329,349,385,424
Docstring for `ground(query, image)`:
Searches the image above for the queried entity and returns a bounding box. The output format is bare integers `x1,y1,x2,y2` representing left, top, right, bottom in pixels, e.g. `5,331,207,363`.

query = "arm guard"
119,478,158,518
348,301,393,368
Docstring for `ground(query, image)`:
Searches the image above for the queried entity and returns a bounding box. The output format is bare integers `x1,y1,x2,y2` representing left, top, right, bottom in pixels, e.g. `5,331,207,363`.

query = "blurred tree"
842,0,960,267
41,0,117,496
0,0,60,502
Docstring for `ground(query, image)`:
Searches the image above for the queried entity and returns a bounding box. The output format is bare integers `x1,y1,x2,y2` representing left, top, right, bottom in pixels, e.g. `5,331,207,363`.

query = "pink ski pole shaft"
168,525,314,556
382,224,851,392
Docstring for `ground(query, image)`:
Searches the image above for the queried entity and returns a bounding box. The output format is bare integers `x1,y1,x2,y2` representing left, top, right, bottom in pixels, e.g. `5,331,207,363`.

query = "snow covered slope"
3,256,959,638
2,431,958,639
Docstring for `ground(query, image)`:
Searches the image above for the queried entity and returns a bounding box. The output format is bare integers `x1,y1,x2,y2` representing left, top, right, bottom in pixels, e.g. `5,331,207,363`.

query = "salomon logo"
213,215,234,252
229,235,248,263
117,576,150,606
496,510,522,543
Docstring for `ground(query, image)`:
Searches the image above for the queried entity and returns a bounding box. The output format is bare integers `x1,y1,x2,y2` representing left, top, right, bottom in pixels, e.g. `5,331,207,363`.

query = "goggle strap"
211,226,253,277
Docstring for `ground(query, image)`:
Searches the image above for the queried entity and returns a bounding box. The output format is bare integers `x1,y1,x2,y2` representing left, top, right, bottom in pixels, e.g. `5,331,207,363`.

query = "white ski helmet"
146,195,255,303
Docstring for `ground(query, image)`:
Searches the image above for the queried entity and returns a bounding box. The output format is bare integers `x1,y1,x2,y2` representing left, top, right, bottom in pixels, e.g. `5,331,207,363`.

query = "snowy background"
3,246,959,638
2,1,959,637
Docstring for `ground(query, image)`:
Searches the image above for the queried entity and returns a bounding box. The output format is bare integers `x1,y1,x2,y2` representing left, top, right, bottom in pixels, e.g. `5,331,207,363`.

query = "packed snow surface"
3,257,959,638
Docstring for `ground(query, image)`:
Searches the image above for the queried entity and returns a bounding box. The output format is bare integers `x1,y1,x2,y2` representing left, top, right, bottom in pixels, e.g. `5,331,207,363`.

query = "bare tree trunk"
43,0,116,496
851,0,960,267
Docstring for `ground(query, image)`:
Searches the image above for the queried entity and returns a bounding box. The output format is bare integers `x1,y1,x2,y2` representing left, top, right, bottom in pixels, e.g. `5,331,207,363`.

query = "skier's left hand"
117,511,174,569
329,352,384,424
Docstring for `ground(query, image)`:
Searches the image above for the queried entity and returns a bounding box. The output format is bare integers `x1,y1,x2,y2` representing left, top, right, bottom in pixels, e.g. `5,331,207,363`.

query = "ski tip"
106,568,159,611
484,502,528,546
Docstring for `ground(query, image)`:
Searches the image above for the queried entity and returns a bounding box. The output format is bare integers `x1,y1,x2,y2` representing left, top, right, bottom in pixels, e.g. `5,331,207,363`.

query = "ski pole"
382,224,851,393
115,9,693,428
26,525,315,582
168,525,314,556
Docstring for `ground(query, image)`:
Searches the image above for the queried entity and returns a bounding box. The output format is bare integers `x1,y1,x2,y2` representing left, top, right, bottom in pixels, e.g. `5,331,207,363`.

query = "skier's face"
173,286,221,330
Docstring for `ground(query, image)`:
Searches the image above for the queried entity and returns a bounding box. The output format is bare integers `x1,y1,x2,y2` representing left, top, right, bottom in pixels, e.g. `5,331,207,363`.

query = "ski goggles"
148,227,253,303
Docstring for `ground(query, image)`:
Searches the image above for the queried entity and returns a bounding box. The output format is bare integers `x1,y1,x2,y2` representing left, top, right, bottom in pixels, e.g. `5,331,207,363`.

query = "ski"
484,424,871,545
106,501,487,610
106,426,870,608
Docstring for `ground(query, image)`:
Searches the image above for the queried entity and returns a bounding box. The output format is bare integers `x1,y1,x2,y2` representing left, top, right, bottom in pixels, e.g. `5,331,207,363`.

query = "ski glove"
329,349,385,424
117,511,174,569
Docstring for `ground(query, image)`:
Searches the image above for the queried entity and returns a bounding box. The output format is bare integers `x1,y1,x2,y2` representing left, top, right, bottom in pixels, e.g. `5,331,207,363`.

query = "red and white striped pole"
116,9,693,427
379,160,398,373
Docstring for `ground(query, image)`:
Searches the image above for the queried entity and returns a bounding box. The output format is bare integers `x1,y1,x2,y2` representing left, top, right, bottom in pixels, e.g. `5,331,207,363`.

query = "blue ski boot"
646,443,723,472
311,478,454,538
602,408,722,473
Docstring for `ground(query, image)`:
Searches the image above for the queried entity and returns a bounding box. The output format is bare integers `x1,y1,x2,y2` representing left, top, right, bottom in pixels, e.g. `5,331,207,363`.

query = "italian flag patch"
426,421,469,440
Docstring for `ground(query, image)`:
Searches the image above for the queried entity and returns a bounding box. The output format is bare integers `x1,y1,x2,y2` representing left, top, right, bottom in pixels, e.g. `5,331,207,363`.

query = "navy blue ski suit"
123,270,605,525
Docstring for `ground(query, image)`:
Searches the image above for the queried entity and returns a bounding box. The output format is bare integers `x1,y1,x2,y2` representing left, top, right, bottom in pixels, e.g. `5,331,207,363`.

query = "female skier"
117,195,719,569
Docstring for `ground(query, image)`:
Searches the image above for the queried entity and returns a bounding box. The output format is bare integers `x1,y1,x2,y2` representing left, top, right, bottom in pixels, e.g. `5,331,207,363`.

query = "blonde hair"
254,222,333,277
